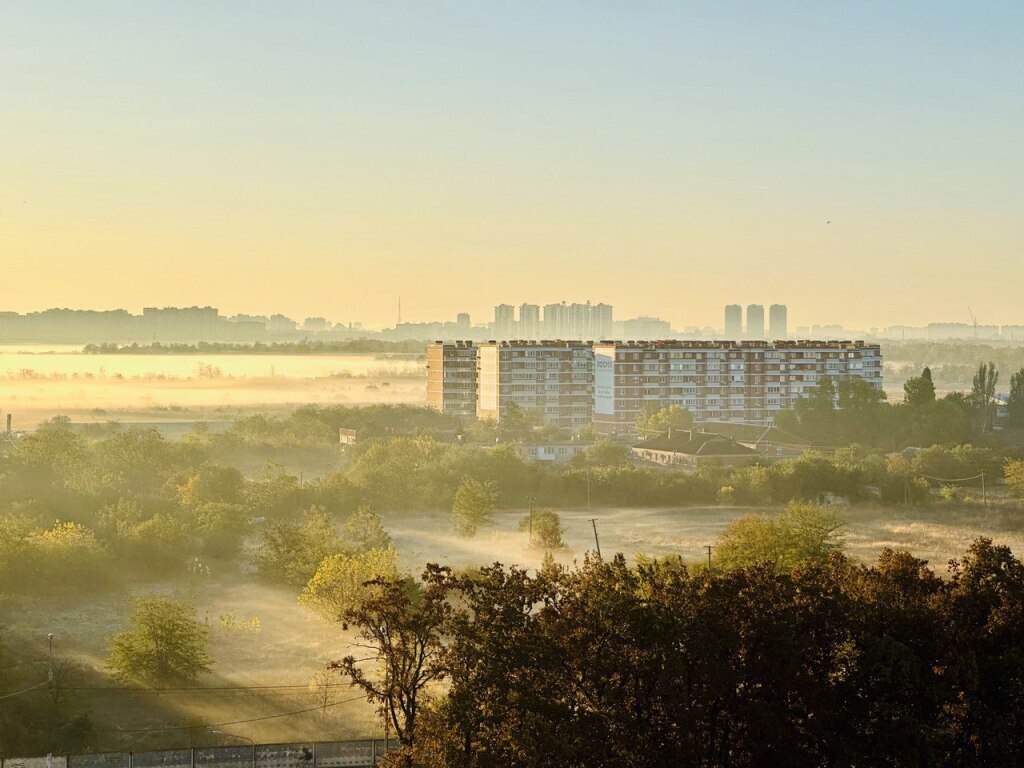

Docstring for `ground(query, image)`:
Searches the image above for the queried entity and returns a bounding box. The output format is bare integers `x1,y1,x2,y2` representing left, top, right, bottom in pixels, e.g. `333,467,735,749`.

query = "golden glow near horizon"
2,2,1022,329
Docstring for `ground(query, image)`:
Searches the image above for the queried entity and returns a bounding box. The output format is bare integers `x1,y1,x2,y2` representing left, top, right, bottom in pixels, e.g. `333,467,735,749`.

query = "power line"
92,694,367,733
0,680,49,700
2,679,354,701
67,682,351,693
912,471,986,484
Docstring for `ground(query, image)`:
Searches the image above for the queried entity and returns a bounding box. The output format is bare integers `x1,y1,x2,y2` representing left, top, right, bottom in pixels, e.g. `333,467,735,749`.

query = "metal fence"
0,739,398,768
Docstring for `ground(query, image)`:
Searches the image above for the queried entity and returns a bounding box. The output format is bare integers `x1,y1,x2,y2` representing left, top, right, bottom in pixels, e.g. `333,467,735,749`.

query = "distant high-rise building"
568,302,592,339
724,305,743,339
592,303,613,339
769,304,788,340
456,312,471,329
519,304,540,339
493,304,516,339
543,302,568,338
746,304,765,340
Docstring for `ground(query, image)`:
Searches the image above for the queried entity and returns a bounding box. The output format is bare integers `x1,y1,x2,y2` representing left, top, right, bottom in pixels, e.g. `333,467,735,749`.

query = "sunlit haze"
3,2,1022,329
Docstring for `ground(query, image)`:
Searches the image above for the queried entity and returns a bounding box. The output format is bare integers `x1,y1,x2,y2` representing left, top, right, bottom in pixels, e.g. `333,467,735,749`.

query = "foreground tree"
332,569,450,766
345,539,1024,768
107,597,212,684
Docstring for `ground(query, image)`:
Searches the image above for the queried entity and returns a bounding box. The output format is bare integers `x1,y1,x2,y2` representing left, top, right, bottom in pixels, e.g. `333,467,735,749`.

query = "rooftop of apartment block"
594,339,880,350
431,339,880,351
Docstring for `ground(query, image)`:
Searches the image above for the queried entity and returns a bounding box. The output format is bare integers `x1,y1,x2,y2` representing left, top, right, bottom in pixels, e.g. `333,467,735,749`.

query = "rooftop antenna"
967,306,977,339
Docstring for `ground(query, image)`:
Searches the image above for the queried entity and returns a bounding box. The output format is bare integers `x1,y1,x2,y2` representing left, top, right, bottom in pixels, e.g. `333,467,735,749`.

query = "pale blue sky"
2,1,1022,329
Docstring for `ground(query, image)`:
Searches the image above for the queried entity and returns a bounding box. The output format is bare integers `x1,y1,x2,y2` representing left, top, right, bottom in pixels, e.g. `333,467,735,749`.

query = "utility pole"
704,545,714,573
47,632,54,683
590,518,601,558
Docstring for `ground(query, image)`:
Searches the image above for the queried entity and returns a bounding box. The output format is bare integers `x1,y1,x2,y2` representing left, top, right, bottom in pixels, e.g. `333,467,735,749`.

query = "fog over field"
0,345,423,429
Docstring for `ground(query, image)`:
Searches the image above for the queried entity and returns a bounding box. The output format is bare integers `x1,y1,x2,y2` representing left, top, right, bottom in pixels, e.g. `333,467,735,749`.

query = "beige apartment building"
426,341,478,417
593,340,882,435
477,340,593,429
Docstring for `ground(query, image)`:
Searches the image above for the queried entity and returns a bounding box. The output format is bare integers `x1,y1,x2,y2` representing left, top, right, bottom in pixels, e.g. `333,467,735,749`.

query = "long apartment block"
427,339,882,433
594,340,882,434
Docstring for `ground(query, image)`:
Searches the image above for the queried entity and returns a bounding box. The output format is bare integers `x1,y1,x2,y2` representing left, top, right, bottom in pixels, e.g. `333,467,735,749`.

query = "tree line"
337,537,1024,767
775,362,1024,448
82,340,428,355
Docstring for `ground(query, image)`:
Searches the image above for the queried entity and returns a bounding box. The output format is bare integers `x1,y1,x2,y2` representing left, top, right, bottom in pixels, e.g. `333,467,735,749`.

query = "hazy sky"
2,1,1022,330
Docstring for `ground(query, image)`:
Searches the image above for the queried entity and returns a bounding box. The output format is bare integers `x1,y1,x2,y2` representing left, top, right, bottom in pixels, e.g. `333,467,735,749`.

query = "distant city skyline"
4,303,1024,344
6,299,1024,336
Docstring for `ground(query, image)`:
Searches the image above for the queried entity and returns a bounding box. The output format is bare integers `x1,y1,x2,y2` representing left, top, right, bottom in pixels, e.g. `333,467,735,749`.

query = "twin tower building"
725,304,788,341
427,337,883,437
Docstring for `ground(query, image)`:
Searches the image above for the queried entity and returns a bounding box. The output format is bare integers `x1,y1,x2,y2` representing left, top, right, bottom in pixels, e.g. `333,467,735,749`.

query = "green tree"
1006,368,1024,429
177,465,244,507
971,361,999,431
903,367,937,407
519,507,565,549
451,478,497,537
342,505,392,552
714,500,845,571
300,545,400,621
107,597,212,684
244,462,304,519
23,521,111,595
578,439,631,467
1005,459,1024,498
782,377,837,442
346,437,448,509
497,402,534,441
636,404,694,436
254,505,345,586
192,502,249,559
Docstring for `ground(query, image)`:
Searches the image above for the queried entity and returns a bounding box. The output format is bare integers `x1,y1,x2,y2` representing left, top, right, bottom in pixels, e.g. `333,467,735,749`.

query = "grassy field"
6,497,1022,754
389,499,1024,574
6,569,379,753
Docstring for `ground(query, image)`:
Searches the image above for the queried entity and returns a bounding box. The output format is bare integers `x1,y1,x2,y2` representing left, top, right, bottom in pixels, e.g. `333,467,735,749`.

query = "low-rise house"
515,440,591,463
632,430,761,469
